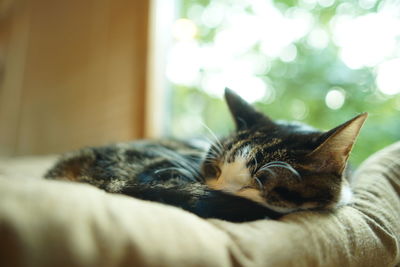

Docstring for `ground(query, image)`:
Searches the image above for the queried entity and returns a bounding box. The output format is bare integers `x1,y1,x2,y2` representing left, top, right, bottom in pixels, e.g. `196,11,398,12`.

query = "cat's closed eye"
253,172,269,189
203,163,221,179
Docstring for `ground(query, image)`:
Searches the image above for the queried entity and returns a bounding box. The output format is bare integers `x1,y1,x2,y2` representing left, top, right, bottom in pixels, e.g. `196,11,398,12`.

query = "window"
164,0,400,164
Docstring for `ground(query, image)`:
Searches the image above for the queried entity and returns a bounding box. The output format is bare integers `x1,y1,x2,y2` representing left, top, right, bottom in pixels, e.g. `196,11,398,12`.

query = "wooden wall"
0,0,150,156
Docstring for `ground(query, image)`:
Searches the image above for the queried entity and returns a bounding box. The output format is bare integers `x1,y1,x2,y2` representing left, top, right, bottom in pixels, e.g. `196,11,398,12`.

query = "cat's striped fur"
45,139,282,222
45,88,367,222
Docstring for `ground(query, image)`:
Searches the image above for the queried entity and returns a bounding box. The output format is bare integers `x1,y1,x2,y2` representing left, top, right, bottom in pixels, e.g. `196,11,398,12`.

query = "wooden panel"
0,0,30,156
0,0,149,156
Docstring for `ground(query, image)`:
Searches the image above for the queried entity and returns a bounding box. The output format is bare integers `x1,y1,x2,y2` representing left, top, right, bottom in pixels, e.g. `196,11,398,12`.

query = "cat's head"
203,88,367,214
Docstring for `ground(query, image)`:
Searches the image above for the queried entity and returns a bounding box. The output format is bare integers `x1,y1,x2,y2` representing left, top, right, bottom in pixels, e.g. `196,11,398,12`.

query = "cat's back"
45,139,208,192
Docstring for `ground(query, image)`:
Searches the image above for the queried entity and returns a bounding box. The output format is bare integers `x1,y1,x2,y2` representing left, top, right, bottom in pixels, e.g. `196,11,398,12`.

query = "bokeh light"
376,59,400,95
166,41,200,86
172,18,198,41
325,89,346,110
291,99,309,120
332,11,400,69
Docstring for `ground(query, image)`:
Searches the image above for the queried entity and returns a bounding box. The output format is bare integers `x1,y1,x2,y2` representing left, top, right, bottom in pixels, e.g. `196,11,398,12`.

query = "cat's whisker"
159,166,198,180
254,177,264,191
258,161,301,180
203,136,222,152
250,152,258,172
261,161,290,168
200,122,224,152
155,147,203,181
257,166,277,177
207,146,221,157
203,157,216,163
202,138,224,162
203,150,219,161
209,144,223,158
154,167,183,174
273,164,300,179
183,154,203,159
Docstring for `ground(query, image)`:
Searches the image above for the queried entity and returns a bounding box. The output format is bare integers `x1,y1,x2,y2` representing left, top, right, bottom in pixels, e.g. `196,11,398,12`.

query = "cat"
45,88,367,222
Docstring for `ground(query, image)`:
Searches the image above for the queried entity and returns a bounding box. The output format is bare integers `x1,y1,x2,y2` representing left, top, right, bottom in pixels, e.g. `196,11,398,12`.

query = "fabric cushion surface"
0,142,400,267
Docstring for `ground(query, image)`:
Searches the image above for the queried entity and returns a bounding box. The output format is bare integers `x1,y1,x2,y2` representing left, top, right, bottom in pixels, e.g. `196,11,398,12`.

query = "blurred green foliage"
169,0,400,165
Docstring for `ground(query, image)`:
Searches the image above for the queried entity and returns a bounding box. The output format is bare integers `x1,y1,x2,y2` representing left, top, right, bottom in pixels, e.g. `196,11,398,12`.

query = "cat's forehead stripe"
226,140,249,162
223,134,288,164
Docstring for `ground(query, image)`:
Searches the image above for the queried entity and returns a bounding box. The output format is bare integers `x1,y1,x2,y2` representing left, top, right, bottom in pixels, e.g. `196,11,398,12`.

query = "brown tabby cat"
45,88,367,222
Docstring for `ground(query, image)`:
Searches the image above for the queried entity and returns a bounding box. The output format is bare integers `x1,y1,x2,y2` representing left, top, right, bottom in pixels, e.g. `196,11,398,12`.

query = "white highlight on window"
172,18,197,41
226,77,267,104
166,41,201,85
258,6,313,58
307,28,329,49
358,0,377,10
280,44,298,62
201,2,225,28
166,0,400,104
201,72,268,104
318,0,335,8
332,9,400,69
376,58,400,95
325,88,345,110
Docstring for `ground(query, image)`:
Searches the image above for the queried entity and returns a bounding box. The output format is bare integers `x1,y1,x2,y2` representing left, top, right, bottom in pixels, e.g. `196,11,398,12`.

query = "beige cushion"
0,142,400,267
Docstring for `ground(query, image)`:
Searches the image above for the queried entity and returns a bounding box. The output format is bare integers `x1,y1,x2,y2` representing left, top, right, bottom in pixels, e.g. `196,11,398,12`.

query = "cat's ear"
224,88,273,131
306,113,368,174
